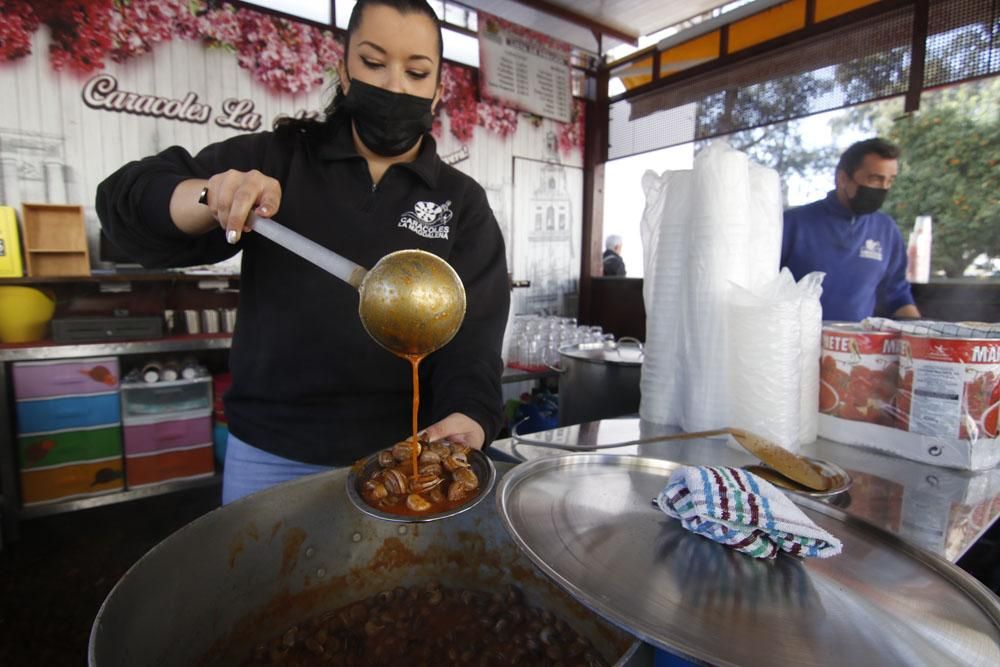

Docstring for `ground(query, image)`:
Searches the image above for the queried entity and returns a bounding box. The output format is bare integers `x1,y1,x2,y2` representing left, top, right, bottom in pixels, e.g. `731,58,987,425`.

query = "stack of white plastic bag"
729,269,824,449
639,141,824,451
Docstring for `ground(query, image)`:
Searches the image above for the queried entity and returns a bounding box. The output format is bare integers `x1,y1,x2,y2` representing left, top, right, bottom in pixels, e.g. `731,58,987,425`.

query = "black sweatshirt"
96,118,510,465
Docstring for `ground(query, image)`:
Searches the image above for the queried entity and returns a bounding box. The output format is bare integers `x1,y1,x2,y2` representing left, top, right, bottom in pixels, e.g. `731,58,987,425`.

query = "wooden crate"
20,203,90,276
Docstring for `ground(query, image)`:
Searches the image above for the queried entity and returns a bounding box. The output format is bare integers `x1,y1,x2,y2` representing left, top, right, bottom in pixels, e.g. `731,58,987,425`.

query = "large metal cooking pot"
557,339,643,427
89,462,643,666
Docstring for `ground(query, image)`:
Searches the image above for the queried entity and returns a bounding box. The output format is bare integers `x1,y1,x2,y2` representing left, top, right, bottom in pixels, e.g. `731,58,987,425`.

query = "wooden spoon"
728,429,830,492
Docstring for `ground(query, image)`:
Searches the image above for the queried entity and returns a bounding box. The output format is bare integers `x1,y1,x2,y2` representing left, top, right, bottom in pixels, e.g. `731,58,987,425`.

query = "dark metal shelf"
0,334,233,361
17,474,221,519
0,272,240,284
501,366,561,383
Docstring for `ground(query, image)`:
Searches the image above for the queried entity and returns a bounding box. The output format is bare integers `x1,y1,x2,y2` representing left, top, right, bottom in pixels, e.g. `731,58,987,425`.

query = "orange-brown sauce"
407,353,423,478
358,353,480,517
361,491,470,517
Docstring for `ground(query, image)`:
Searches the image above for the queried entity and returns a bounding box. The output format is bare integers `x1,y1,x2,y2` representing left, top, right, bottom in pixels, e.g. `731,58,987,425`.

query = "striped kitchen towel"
655,465,843,560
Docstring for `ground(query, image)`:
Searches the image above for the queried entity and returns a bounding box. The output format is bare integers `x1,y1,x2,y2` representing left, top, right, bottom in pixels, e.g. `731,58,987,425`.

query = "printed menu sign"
478,19,572,123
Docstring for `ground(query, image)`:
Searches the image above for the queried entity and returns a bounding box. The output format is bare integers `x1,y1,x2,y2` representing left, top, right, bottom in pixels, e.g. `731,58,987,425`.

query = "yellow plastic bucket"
0,286,55,343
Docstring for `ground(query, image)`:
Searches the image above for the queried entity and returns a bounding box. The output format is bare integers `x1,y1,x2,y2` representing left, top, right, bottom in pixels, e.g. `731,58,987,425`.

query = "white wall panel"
0,26,584,315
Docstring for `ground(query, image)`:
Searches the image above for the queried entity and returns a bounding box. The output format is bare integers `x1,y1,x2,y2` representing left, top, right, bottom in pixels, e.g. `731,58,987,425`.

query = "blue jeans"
222,432,332,504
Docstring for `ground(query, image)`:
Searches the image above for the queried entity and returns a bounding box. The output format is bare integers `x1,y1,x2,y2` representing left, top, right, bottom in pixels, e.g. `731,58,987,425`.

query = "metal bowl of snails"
346,439,497,523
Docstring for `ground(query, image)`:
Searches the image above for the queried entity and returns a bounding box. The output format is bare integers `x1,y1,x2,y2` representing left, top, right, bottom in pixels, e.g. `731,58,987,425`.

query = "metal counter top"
490,417,1000,563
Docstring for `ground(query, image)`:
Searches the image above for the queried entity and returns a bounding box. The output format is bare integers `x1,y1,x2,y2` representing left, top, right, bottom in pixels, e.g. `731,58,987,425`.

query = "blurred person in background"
603,234,626,276
782,138,920,322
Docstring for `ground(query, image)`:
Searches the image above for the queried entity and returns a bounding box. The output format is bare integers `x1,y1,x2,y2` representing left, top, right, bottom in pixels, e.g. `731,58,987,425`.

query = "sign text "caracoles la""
81,74,264,132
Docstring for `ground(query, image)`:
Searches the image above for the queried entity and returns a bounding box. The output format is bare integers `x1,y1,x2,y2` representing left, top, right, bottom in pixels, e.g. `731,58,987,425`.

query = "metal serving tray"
495,454,1000,667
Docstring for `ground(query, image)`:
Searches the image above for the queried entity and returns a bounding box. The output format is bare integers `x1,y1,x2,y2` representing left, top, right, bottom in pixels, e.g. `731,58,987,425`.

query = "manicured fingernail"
258,207,268,216
226,229,239,244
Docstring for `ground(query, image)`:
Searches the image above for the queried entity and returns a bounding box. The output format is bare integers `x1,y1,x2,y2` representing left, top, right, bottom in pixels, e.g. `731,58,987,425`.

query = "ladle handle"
249,214,368,289
511,422,732,451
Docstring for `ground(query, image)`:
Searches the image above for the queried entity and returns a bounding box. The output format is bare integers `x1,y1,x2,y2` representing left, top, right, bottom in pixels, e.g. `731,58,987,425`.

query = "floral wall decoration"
434,64,584,156
557,99,586,156
0,0,342,94
475,11,584,156
0,0,586,317
435,62,519,143
0,0,585,153
432,62,584,156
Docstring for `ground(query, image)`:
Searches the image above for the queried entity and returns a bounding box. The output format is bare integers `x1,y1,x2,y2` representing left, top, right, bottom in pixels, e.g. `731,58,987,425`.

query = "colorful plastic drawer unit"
18,426,123,470
15,392,121,435
120,376,215,487
123,415,212,456
20,457,124,506
12,357,119,399
12,357,124,506
125,446,214,488
120,377,211,417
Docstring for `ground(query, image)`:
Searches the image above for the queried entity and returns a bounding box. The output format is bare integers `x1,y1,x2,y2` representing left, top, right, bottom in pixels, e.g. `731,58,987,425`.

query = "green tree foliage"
695,75,839,205
840,79,1000,277
886,82,999,277
833,47,909,104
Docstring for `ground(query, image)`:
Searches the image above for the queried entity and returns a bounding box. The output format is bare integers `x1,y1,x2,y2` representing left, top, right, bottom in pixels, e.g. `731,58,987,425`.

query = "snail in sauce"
360,439,480,516
240,583,609,666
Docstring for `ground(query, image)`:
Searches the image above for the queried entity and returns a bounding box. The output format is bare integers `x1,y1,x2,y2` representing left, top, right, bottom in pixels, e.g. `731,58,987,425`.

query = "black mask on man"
339,77,434,157
848,184,889,215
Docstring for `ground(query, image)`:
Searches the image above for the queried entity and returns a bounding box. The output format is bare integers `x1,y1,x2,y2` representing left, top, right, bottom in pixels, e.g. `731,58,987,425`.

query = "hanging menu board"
478,15,572,124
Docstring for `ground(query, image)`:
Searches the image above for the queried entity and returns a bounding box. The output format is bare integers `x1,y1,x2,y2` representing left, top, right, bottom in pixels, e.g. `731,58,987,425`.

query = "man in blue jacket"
782,138,921,322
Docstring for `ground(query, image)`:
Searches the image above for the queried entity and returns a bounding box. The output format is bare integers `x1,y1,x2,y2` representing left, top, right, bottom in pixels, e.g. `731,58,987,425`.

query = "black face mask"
339,77,434,157
848,183,889,215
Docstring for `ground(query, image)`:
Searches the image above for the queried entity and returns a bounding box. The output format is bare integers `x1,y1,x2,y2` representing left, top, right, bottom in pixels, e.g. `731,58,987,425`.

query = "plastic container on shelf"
120,375,215,488
0,286,55,343
120,376,212,417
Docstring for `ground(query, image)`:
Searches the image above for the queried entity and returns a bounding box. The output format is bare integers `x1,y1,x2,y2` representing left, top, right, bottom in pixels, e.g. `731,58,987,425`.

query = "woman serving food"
96,0,509,504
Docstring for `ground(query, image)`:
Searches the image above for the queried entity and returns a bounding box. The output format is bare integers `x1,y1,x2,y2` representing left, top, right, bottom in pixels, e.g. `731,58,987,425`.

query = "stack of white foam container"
639,141,823,451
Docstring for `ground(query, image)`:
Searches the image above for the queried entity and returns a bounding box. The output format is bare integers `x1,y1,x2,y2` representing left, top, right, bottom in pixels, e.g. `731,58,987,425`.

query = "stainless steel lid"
558,338,644,366
495,454,1000,667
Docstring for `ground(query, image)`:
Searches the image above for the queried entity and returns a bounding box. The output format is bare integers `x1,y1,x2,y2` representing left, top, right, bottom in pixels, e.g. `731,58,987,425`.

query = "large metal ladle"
249,215,466,357
250,216,489,523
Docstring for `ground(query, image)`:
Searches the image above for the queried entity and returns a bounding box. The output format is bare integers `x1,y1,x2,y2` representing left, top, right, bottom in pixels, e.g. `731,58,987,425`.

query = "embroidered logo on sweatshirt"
859,239,883,261
398,200,452,239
